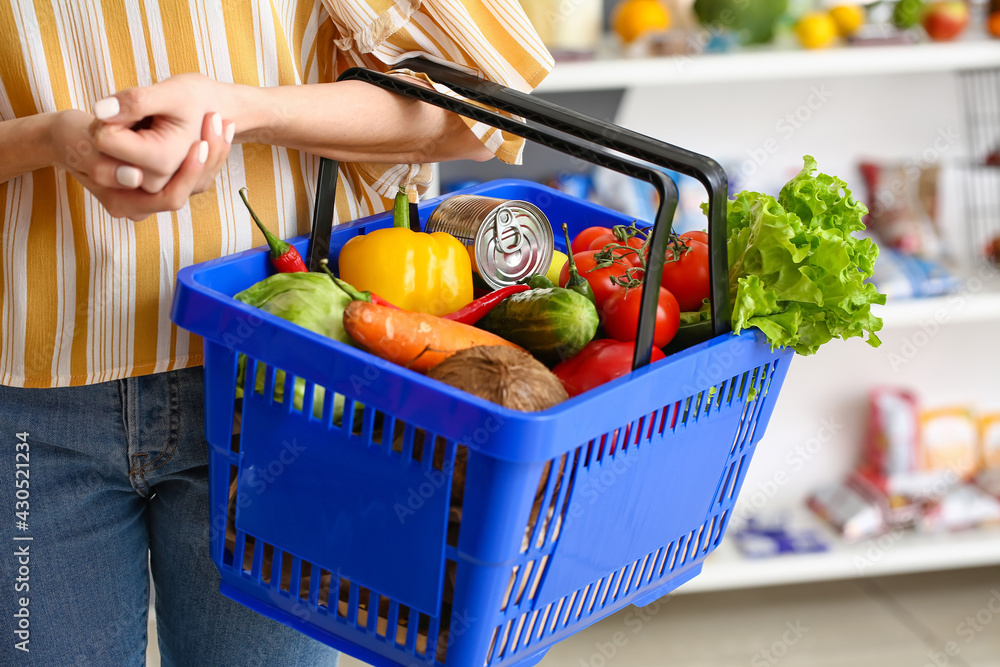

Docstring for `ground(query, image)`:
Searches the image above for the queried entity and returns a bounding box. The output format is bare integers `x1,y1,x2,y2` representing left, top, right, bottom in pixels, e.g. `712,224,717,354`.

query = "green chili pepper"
561,223,596,304
527,274,556,289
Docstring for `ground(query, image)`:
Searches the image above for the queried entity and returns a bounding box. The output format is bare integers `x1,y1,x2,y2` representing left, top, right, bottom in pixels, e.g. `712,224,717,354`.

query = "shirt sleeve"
320,0,554,167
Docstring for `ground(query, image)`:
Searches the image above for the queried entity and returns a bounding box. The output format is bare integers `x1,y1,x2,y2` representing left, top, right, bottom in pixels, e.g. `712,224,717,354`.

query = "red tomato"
553,339,667,398
559,250,636,308
571,226,612,254
658,239,711,313
601,285,680,349
588,233,645,266
680,230,709,244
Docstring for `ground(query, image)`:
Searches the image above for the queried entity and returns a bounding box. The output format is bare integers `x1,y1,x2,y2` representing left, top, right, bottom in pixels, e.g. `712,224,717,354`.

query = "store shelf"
875,291,1000,329
871,262,1000,329
678,521,1000,594
538,39,1000,92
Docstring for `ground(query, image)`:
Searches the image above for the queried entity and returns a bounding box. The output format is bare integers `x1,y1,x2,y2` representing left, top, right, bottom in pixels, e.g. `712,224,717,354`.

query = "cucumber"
477,288,599,367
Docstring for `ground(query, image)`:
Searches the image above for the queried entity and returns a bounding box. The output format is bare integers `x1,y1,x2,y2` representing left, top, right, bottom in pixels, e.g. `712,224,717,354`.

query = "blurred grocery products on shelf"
807,387,1000,544
529,0,1000,62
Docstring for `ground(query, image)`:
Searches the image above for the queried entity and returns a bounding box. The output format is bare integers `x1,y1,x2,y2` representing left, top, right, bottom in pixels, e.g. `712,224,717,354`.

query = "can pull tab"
495,208,523,254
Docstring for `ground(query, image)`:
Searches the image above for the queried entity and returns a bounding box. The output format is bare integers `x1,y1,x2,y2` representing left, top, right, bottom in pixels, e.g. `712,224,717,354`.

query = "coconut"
428,346,568,411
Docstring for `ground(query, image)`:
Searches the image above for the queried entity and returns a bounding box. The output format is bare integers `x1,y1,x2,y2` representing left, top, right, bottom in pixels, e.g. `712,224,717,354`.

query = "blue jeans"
0,367,339,666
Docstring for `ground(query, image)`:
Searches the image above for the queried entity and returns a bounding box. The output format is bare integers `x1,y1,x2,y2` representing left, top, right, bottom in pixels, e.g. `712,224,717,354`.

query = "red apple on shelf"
987,235,1000,264
922,1,970,41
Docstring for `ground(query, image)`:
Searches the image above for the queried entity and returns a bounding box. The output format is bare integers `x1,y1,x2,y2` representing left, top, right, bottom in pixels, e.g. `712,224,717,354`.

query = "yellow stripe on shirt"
0,0,550,388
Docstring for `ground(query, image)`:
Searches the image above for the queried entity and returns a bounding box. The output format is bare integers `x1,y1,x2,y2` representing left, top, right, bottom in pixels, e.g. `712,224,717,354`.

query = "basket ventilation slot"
248,545,452,662
581,376,752,472
225,382,469,666
487,507,730,665
520,448,579,556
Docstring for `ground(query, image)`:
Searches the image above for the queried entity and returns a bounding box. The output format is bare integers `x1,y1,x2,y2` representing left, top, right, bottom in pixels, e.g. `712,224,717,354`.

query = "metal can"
426,195,554,290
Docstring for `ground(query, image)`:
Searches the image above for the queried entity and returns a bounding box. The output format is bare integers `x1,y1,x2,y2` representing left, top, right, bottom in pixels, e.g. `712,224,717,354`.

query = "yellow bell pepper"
338,189,473,316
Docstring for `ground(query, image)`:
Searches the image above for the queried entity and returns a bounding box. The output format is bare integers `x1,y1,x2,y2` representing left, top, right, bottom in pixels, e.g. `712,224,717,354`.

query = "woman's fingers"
85,156,145,190
93,83,174,126
94,121,176,194
84,140,206,221
125,139,209,220
191,114,233,194
92,122,166,173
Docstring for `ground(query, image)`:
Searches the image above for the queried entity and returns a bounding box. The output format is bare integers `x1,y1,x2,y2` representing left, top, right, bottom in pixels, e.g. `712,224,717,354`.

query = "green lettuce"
723,156,885,355
234,272,355,419
680,299,712,325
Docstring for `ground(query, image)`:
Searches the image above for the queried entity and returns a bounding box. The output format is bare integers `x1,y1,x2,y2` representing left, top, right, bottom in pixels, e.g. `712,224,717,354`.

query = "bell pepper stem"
393,186,410,230
239,187,292,259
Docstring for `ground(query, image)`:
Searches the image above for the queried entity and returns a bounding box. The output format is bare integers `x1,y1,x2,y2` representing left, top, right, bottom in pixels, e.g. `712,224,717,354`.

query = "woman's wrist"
217,82,274,146
17,112,59,170
0,112,63,183
36,113,61,169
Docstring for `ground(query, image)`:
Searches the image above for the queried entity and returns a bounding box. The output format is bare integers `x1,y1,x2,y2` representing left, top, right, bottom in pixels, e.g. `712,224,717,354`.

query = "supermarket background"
152,0,1000,664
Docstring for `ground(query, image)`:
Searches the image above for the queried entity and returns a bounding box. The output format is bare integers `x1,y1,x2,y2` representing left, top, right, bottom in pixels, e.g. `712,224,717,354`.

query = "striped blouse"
0,0,551,388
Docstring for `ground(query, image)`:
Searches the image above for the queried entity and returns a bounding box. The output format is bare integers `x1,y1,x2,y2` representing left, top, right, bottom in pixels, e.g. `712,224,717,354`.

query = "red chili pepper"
552,339,666,398
239,187,308,273
442,284,530,325
324,261,525,320
369,293,397,308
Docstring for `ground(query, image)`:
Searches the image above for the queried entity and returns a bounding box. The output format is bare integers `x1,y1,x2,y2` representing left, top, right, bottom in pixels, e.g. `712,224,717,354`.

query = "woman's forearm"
222,80,494,165
0,114,57,183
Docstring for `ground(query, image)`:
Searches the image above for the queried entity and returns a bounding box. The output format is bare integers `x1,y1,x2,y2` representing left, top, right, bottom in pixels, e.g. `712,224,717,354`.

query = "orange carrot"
343,301,527,373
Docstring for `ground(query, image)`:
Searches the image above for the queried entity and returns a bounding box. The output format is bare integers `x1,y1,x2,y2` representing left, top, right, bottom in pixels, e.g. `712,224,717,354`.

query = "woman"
0,0,551,663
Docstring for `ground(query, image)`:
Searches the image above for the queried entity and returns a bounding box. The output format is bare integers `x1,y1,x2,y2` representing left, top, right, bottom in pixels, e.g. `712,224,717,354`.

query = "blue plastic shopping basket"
171,60,794,667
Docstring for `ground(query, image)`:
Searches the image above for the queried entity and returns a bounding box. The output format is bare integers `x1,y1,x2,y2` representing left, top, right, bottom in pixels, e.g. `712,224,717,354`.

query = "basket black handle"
310,58,730,370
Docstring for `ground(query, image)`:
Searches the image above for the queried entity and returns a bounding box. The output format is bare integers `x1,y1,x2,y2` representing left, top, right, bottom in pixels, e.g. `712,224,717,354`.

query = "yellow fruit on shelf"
830,4,866,37
612,0,672,44
796,12,839,49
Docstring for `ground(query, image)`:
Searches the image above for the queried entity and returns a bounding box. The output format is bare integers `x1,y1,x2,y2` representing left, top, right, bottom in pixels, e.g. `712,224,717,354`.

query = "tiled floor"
147,566,1000,666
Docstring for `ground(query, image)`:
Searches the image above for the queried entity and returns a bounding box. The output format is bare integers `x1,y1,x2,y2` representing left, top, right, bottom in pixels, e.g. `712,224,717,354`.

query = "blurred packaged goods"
807,473,894,543
519,0,602,58
809,387,1000,541
859,160,943,258
868,245,961,299
732,514,829,557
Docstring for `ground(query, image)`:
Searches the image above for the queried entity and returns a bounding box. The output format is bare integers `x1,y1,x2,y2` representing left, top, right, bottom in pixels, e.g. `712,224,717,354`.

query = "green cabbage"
723,156,885,355
693,0,788,45
234,272,355,419
234,272,354,342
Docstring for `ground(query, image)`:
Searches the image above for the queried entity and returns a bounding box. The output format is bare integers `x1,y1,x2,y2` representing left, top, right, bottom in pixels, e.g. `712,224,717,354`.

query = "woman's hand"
51,109,233,221
50,109,149,192
92,73,235,194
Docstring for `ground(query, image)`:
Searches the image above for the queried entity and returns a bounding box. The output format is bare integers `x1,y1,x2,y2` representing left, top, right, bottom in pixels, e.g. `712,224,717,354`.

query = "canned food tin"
426,195,554,290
